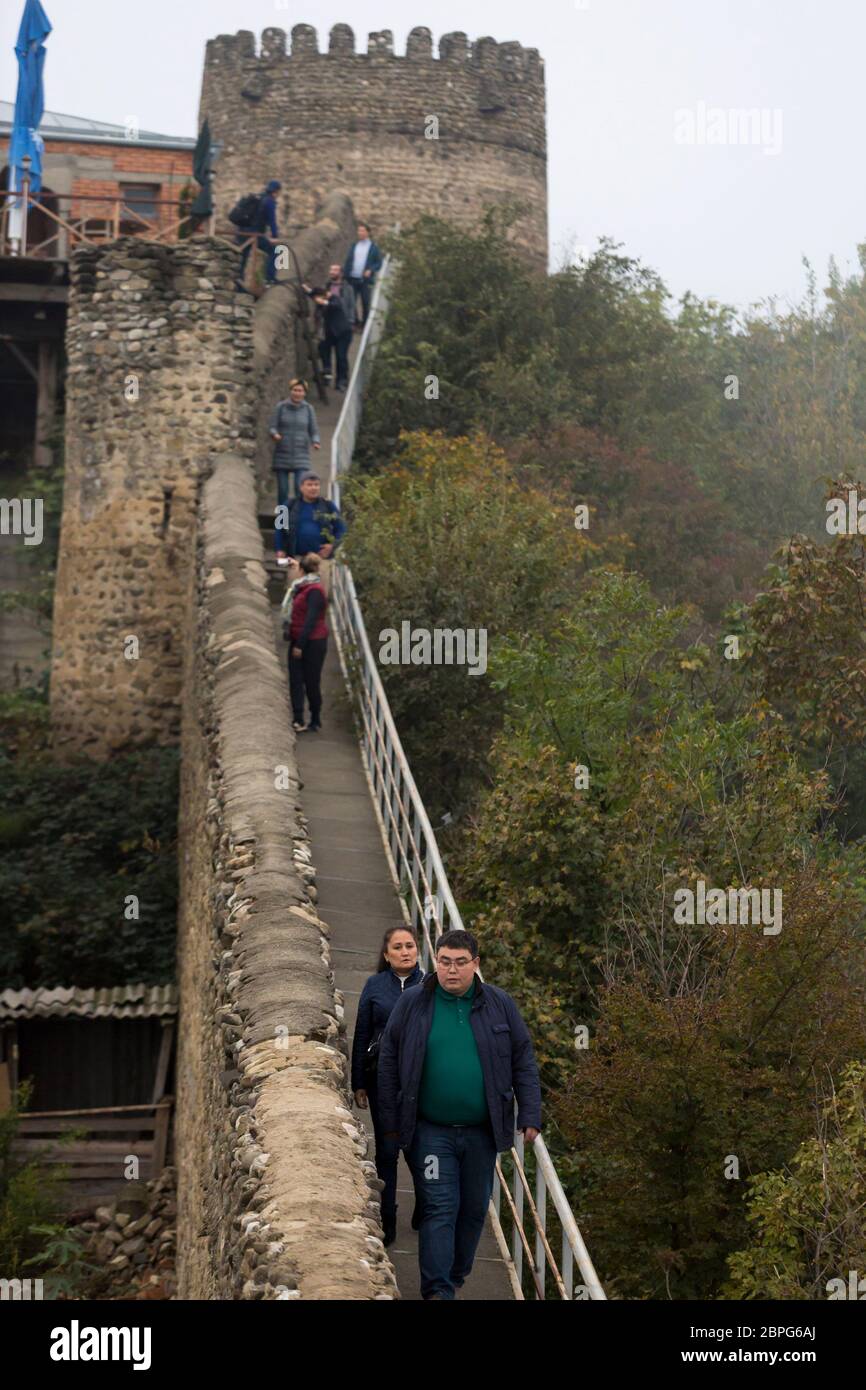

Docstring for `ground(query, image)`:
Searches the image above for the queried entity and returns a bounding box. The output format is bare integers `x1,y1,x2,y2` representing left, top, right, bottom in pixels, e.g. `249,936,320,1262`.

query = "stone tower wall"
200,25,548,267
50,238,256,756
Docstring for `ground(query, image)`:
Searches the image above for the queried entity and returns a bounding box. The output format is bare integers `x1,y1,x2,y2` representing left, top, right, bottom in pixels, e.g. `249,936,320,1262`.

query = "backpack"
228,192,263,229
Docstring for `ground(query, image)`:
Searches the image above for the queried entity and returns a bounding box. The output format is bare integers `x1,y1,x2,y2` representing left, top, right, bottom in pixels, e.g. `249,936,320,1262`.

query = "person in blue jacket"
377,928,542,1300
235,179,282,290
342,220,383,328
352,926,424,1246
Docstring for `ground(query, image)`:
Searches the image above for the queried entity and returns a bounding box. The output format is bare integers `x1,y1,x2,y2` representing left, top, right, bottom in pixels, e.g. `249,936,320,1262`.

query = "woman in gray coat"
269,378,321,561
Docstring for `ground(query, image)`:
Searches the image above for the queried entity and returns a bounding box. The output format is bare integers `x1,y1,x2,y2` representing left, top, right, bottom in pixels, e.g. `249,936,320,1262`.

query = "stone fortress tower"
199,24,548,267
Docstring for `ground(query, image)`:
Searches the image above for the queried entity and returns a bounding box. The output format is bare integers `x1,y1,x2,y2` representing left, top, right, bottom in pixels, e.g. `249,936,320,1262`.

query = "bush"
724,1062,866,1300
0,700,178,986
343,429,592,813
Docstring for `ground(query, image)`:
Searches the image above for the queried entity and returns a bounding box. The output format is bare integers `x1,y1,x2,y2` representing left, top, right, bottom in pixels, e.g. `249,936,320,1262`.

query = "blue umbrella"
8,0,52,211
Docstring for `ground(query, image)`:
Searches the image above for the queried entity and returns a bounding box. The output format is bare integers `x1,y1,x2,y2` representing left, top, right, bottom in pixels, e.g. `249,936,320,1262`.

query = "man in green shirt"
379,929,542,1300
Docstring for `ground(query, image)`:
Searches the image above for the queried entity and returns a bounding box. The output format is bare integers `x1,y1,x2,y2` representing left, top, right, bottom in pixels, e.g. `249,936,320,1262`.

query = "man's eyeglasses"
439,957,473,971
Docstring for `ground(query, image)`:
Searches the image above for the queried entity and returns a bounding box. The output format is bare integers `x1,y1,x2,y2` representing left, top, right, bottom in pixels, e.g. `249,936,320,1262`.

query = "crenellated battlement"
200,21,548,269
204,25,543,79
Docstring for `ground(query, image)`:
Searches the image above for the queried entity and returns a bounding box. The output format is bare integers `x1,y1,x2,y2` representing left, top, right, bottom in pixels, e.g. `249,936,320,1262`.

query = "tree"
724,1062,866,1300
342,430,591,813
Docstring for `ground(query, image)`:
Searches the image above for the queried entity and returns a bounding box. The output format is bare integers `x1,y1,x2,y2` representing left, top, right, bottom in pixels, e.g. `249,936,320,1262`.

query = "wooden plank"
0,284,69,303
38,1165,154,1181
151,1021,174,1104
14,1143,154,1161
21,1104,158,1118
18,1117,157,1134
152,1099,171,1175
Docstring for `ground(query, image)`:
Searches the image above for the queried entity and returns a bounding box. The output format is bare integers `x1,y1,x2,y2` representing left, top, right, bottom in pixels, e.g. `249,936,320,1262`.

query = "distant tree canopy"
361,212,866,614
0,696,178,988
352,211,866,1300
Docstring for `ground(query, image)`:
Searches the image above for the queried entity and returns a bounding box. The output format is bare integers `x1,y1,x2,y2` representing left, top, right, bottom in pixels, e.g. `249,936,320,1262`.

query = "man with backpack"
231,180,282,291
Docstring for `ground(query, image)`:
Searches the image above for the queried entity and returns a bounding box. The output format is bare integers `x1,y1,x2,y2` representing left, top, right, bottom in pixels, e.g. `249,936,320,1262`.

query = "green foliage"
455,570,866,1297
24,1225,95,1299
745,496,866,837
0,1084,65,1281
343,429,593,813
0,705,178,986
354,207,570,470
724,1062,866,1300
348,213,866,1299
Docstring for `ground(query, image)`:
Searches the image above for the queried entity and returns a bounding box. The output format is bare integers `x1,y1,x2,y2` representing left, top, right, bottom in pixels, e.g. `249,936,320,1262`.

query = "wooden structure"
0,984,177,1208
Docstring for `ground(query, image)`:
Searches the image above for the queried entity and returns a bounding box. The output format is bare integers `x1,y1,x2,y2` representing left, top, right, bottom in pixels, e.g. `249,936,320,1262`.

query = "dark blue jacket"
343,240,383,283
351,963,425,1092
377,974,543,1152
282,495,346,558
257,192,278,238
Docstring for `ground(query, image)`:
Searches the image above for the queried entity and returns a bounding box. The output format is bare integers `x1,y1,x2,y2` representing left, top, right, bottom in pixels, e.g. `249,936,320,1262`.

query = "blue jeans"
408,1118,498,1299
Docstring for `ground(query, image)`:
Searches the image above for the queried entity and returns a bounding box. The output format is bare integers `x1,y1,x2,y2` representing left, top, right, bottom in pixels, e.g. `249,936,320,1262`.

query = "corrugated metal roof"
0,100,196,149
0,983,178,1022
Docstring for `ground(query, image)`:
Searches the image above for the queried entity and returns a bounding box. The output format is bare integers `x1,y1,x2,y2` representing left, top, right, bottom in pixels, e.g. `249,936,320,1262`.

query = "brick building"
0,105,195,690
0,101,195,257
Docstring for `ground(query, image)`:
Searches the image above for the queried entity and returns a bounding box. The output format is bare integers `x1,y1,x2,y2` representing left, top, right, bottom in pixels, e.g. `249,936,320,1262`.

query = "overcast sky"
2,0,862,314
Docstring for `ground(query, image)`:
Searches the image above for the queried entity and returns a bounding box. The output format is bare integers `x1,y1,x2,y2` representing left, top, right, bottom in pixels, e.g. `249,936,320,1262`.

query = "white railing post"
535,1160,547,1299
513,1130,525,1290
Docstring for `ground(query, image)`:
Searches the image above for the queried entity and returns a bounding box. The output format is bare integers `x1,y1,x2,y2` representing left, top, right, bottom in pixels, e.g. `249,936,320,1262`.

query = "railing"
329,255,392,511
327,257,606,1301
1,187,201,259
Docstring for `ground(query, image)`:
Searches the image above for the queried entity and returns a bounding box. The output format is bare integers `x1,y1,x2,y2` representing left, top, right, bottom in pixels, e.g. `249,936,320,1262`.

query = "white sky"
2,0,862,313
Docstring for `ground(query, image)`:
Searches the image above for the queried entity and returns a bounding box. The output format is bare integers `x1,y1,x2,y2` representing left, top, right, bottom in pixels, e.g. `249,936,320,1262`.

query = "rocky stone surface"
69,1168,178,1300
175,456,397,1300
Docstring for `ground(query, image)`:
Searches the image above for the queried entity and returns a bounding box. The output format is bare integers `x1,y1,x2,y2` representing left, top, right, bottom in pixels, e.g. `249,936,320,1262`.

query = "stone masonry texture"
50,235,256,756
175,455,394,1300
50,198,355,756
199,25,548,268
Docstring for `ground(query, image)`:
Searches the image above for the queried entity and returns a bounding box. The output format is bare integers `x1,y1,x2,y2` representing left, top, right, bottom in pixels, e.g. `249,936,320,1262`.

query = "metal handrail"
327,256,605,1302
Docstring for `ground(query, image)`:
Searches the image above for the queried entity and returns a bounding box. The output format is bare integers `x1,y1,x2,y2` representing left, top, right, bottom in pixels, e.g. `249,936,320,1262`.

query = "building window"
119,182,161,232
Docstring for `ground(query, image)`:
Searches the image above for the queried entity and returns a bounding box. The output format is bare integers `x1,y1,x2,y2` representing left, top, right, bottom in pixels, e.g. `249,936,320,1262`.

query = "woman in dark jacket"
352,926,424,1245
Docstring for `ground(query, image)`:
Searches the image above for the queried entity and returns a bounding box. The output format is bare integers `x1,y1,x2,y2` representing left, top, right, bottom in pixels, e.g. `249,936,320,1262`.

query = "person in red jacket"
283,553,329,732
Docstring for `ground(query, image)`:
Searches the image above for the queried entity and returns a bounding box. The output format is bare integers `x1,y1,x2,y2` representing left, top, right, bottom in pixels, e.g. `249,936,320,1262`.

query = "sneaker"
292,720,307,733
306,722,322,733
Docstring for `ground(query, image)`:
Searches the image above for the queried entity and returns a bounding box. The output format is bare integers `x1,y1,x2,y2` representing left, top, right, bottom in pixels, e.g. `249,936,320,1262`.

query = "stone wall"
200,25,548,269
50,196,355,757
50,236,256,757
175,456,394,1300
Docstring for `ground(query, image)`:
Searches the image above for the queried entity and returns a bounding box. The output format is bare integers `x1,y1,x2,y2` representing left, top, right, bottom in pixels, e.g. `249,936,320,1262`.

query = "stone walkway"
262,339,512,1300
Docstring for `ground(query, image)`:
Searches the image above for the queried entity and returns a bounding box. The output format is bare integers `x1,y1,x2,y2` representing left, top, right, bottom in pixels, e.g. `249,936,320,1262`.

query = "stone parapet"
175,455,396,1300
